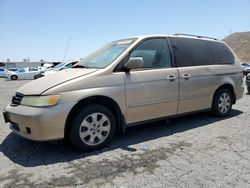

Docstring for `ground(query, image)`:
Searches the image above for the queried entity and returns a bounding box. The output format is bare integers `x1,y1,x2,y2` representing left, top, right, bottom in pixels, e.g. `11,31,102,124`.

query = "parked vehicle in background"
37,63,54,71
8,68,19,72
246,73,250,93
244,67,250,76
3,34,244,151
5,67,40,80
0,67,8,77
241,63,250,75
34,60,78,79
35,64,55,79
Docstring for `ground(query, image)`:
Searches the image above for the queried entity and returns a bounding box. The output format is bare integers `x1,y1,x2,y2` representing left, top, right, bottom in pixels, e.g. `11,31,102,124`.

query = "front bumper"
3,102,76,141
5,75,11,80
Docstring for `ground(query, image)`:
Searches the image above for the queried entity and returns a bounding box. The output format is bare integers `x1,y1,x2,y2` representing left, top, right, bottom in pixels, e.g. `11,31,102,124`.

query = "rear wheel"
69,105,116,151
11,75,18,80
212,88,233,117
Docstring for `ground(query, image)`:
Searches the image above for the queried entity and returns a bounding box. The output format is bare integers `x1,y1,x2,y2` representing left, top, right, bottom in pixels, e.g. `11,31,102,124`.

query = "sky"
0,0,250,62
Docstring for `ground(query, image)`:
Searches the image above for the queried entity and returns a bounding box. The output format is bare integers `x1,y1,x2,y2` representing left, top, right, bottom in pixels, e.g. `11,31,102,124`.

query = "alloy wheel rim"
79,112,111,146
218,92,231,114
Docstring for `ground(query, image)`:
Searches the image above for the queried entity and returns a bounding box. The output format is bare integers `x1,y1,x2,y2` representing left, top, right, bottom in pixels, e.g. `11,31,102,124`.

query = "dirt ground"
0,78,249,188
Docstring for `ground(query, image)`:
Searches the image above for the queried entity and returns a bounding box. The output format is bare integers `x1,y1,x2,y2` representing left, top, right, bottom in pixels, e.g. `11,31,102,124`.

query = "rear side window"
170,38,213,67
206,41,234,64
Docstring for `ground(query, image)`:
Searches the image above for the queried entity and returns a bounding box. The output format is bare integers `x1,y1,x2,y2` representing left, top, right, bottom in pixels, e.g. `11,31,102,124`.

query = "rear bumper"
3,102,76,141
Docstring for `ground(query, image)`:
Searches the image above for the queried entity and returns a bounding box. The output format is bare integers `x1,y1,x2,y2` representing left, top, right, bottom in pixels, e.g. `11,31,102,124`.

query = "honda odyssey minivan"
3,34,244,151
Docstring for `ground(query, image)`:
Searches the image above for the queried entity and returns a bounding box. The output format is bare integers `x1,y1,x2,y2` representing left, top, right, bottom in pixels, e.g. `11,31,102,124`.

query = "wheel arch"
213,83,236,104
64,95,125,138
11,74,18,80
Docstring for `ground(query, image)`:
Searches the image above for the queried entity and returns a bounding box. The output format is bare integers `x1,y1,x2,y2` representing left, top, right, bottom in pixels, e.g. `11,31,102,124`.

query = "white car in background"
0,67,8,77
37,60,78,78
37,63,54,71
5,67,40,80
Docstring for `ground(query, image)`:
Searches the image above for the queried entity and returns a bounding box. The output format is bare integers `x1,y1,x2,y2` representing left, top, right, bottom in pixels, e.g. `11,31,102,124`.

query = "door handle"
182,73,191,80
166,75,176,81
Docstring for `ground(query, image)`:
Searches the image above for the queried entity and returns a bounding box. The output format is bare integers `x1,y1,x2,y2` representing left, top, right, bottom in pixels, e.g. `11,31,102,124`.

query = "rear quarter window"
206,41,234,64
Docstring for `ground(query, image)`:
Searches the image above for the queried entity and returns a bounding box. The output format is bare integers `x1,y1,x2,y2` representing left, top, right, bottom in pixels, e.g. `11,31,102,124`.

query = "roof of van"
127,34,224,43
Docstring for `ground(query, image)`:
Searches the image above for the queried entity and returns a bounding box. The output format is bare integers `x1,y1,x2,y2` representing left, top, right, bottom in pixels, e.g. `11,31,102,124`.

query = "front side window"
76,39,136,69
130,38,172,69
170,37,213,67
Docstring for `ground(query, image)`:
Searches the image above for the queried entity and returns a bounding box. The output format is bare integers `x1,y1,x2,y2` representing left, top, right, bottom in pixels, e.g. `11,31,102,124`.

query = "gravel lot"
0,78,250,188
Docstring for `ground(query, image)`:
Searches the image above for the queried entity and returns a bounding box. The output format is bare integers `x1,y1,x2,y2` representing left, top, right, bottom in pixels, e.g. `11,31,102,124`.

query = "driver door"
124,38,179,124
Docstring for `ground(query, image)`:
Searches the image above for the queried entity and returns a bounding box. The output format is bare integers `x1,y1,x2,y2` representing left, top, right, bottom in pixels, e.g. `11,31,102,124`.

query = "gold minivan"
3,34,244,150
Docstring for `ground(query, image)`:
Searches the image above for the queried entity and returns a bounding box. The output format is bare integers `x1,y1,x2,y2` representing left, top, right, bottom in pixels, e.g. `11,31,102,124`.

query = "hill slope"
223,32,250,63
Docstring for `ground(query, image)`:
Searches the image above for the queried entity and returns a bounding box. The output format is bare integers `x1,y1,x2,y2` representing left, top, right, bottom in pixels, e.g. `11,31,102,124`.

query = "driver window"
130,38,171,69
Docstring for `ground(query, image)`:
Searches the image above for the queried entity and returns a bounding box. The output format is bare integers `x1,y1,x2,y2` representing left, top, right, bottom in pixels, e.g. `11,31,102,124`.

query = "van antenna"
62,36,71,63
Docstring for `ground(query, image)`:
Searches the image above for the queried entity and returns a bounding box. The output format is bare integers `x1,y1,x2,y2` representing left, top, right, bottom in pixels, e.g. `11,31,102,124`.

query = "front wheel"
69,105,116,151
11,75,18,80
212,88,233,117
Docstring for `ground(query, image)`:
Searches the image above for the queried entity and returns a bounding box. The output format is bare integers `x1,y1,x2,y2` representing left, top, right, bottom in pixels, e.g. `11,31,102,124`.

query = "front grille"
11,92,24,106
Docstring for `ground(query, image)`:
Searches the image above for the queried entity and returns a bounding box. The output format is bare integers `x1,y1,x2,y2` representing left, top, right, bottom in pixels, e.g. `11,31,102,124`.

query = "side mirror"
125,57,144,70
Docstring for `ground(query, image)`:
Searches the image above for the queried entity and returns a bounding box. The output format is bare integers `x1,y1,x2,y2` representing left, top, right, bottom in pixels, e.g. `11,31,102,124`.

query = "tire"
11,75,18,80
69,105,116,151
248,87,250,94
212,88,233,117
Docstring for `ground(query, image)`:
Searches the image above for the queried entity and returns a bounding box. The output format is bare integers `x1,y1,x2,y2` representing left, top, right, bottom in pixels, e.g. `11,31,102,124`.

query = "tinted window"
206,41,234,64
29,68,38,71
130,38,172,69
170,37,213,67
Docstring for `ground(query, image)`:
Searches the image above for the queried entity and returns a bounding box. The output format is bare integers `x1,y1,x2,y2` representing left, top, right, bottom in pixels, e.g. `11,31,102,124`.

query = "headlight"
20,95,61,107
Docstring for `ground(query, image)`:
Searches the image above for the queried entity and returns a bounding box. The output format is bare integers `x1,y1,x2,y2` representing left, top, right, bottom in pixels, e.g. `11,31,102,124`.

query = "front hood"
17,68,97,95
43,70,58,75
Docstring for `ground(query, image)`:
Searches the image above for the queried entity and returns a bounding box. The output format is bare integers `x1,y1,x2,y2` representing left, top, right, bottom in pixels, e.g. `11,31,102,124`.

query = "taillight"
240,71,243,84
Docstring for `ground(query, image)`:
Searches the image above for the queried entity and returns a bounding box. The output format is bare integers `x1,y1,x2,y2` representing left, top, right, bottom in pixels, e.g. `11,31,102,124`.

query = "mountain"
223,32,250,63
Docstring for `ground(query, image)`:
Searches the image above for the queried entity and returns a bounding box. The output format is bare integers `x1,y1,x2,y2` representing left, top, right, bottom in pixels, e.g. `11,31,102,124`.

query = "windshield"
54,63,66,69
76,38,136,69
